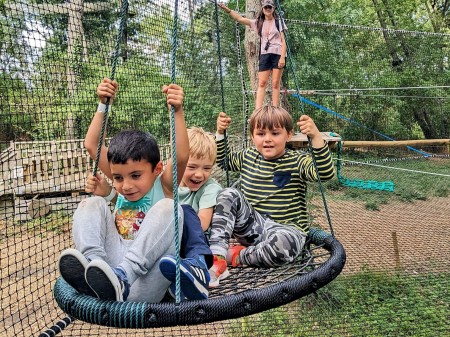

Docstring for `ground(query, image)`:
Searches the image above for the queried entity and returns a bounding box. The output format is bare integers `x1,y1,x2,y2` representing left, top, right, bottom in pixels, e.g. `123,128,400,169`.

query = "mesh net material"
1,0,449,336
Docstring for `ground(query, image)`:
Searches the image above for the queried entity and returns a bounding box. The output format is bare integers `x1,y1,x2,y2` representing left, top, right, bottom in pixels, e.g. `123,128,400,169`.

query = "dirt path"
311,196,450,274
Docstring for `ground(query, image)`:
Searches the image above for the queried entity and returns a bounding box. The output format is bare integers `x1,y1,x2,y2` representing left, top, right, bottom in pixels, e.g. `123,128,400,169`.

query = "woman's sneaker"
159,255,210,300
85,260,130,301
208,256,230,287
58,248,96,297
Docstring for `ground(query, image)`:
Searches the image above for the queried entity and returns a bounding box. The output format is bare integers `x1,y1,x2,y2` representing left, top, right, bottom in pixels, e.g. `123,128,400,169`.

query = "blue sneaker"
159,255,210,300
58,248,96,297
85,260,130,301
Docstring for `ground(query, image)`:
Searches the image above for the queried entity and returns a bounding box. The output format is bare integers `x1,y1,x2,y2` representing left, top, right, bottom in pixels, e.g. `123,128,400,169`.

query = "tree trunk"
244,0,260,106
67,0,84,97
371,0,403,68
65,0,84,139
413,109,439,139
381,0,410,58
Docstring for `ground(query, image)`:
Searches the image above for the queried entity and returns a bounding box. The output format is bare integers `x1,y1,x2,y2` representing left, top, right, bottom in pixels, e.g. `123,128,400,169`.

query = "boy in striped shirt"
209,105,334,286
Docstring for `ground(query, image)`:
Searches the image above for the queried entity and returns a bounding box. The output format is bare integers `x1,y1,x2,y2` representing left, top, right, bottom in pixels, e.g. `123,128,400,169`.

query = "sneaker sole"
159,257,209,300
85,260,123,301
58,249,96,297
209,268,230,288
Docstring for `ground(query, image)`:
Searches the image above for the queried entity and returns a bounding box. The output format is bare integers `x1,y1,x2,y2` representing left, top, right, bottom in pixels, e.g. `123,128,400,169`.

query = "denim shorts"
259,53,285,71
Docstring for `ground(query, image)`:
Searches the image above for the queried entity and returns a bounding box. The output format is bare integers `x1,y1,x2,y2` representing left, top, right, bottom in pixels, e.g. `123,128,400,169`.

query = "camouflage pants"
210,187,307,267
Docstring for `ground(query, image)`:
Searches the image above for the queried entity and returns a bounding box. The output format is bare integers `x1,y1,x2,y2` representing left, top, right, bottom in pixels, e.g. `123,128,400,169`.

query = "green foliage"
230,270,450,336
324,179,341,191
434,187,449,197
1,0,449,144
24,210,71,236
365,201,381,211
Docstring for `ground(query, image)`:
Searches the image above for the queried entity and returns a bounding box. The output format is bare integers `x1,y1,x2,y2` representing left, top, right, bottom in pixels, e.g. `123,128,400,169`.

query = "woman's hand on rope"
85,172,112,197
218,3,231,14
162,84,184,113
97,78,118,104
217,111,231,134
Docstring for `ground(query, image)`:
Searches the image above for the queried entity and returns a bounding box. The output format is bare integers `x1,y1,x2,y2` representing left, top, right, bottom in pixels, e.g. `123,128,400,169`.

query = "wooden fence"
0,139,172,220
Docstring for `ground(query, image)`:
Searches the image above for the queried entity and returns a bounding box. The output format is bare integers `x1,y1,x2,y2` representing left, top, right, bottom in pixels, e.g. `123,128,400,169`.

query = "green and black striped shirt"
217,139,334,232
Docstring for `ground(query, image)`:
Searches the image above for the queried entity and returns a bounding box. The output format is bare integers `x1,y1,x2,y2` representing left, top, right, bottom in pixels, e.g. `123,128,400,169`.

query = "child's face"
252,126,293,160
110,159,162,202
180,156,214,191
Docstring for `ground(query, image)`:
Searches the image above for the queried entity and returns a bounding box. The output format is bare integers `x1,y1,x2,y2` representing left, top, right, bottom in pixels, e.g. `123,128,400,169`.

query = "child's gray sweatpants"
73,196,183,302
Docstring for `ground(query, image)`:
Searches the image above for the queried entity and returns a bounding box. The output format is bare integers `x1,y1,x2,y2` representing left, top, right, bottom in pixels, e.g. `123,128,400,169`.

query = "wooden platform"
288,132,342,149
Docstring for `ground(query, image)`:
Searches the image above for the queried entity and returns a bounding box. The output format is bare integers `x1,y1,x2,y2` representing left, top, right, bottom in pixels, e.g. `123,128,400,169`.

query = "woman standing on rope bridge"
219,0,287,109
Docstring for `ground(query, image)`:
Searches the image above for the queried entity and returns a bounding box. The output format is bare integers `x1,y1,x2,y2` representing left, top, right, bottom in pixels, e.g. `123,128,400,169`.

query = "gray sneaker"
85,260,130,301
58,248,96,297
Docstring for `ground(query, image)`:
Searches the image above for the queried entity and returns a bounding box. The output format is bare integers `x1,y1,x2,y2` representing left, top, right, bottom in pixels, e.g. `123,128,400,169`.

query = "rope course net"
1,0,449,336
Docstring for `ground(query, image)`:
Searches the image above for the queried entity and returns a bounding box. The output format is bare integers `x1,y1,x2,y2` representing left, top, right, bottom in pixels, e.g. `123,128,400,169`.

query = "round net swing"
1,0,449,336
50,0,345,329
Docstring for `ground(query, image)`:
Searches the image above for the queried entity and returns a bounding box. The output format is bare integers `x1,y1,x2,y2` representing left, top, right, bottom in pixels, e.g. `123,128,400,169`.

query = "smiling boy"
159,127,222,296
208,105,335,286
58,79,192,302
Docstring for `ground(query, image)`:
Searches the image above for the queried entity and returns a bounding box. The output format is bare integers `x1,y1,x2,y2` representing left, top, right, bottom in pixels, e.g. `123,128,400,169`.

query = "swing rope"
92,0,129,177
233,0,251,149
169,0,183,307
274,0,335,237
213,0,230,187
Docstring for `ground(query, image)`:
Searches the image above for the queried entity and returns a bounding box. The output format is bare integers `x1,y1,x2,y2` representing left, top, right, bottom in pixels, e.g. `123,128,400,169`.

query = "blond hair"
188,127,217,163
249,105,294,135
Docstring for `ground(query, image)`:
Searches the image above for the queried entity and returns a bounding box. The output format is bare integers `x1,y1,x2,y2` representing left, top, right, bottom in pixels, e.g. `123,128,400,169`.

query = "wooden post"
391,231,401,270
244,0,260,105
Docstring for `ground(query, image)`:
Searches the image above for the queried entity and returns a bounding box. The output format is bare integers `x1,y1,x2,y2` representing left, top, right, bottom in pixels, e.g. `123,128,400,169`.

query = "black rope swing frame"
50,0,346,332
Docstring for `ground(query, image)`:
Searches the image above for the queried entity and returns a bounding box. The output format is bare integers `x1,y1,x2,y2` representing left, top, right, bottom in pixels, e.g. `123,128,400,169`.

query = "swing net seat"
45,0,346,329
4,0,449,335
53,228,345,328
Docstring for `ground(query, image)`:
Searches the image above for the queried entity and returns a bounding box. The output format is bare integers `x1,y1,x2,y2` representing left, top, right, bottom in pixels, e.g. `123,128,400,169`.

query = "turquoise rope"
292,94,431,158
170,0,181,305
336,141,395,192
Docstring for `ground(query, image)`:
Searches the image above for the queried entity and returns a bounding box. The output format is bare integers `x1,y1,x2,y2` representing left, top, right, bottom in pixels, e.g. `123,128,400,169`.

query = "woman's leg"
271,67,284,107
256,70,271,109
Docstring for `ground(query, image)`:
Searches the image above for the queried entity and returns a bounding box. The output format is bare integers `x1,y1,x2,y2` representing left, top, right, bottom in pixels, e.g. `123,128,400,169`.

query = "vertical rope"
233,4,250,149
214,0,230,186
92,0,129,176
274,0,335,236
170,0,182,306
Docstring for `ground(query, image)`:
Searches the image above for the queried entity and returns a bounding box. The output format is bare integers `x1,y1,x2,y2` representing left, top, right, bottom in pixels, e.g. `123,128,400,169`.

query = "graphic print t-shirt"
113,176,165,240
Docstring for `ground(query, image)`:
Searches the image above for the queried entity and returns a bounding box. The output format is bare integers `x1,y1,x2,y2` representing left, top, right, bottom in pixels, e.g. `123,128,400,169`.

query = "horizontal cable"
286,19,450,37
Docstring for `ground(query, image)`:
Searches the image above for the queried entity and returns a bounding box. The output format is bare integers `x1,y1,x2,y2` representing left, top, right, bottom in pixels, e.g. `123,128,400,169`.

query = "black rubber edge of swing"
53,228,346,328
